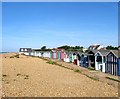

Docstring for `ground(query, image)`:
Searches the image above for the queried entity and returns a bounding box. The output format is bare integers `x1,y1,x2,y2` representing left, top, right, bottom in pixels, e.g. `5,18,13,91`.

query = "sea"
0,52,9,54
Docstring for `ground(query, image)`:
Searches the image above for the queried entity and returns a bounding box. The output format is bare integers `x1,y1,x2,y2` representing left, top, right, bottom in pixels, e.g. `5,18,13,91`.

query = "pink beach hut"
60,49,66,60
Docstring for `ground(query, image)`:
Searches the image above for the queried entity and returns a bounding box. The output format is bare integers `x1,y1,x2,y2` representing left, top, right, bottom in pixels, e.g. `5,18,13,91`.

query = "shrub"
14,54,19,58
88,67,95,70
10,56,14,58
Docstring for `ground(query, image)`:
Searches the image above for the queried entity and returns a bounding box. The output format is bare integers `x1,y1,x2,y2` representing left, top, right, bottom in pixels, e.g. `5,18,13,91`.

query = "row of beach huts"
19,47,120,76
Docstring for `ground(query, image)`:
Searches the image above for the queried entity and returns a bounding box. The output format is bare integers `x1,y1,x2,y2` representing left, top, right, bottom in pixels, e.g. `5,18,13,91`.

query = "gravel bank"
2,54,118,97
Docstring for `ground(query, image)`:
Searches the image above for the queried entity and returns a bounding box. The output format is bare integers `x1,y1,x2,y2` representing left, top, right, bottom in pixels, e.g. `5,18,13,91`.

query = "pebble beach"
1,53,118,97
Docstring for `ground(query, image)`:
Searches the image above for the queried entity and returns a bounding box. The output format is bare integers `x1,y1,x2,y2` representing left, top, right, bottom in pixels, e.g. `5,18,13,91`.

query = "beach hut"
95,50,109,72
31,50,34,56
69,51,73,62
51,50,57,59
73,52,77,65
68,51,77,63
88,50,97,68
118,58,120,76
80,53,89,68
57,51,61,60
64,51,70,62
76,52,82,66
42,51,51,58
60,50,66,61
106,50,119,76
19,48,32,55
33,49,42,57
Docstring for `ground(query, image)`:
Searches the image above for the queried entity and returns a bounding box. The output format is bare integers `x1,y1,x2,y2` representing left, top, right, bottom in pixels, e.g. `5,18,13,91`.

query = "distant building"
19,48,32,55
88,44,105,50
83,48,88,52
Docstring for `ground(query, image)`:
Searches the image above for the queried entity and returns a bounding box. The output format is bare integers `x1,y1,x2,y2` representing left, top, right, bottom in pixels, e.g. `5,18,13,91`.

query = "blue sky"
2,2,118,52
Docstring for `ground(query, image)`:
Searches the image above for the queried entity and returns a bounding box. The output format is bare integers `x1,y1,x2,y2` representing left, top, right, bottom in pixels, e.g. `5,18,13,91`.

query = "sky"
2,2,118,52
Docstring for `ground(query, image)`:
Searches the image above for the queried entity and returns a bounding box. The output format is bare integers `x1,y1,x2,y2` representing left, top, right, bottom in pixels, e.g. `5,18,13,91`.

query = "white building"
95,50,109,72
19,48,32,55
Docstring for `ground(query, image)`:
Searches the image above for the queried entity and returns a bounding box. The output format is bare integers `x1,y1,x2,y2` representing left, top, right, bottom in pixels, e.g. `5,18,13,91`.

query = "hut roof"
96,50,110,56
87,50,98,54
110,50,118,58
33,49,51,52
19,48,32,52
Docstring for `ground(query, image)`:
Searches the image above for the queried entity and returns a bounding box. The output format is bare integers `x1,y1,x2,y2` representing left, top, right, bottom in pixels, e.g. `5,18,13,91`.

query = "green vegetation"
39,57,48,61
106,77,120,82
57,45,83,52
46,59,98,81
106,45,118,50
45,58,100,81
10,56,14,58
10,54,19,58
14,54,19,58
46,60,74,71
74,69,82,73
46,61,58,65
88,67,95,70
85,75,99,81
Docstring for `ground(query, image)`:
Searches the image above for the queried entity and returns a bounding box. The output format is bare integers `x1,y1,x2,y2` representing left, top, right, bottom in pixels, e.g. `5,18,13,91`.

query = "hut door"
100,65,102,71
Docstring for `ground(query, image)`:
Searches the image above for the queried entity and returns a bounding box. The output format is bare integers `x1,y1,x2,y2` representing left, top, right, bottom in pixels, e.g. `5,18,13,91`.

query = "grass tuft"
74,69,82,73
106,76,120,82
14,54,19,58
10,54,19,58
88,67,95,70
10,56,14,58
86,75,99,81
46,61,58,65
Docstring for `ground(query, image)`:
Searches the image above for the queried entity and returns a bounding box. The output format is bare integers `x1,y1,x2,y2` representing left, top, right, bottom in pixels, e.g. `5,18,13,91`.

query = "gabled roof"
111,50,118,58
88,50,98,54
81,52,88,56
76,51,83,55
107,50,118,58
88,45,100,50
33,49,51,52
19,48,32,52
95,50,110,56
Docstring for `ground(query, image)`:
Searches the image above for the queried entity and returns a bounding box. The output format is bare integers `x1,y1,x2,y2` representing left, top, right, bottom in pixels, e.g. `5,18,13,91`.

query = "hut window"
96,56,102,62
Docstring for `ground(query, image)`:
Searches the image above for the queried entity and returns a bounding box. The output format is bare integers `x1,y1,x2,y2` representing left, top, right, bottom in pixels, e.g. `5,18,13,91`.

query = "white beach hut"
95,50,109,72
